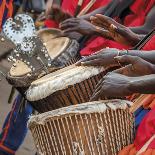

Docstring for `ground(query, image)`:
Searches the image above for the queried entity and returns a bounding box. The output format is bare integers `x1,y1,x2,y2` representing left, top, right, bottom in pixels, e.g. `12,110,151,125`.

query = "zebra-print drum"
28,99,135,155
26,65,106,112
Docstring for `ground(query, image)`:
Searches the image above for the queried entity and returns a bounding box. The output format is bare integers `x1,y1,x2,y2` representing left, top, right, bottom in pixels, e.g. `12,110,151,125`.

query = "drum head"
45,37,70,59
37,28,70,59
10,60,31,77
28,99,132,125
26,65,105,101
37,28,62,42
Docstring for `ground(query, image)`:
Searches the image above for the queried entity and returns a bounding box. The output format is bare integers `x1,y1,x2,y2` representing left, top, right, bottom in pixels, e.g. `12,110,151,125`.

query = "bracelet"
115,50,122,66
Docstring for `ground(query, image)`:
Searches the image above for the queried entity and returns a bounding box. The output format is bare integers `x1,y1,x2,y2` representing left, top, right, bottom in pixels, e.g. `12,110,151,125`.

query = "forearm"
129,26,151,35
120,50,155,64
130,74,155,94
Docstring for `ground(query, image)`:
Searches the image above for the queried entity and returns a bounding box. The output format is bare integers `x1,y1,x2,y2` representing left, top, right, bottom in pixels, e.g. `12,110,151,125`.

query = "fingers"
95,27,112,39
75,55,101,66
60,22,78,30
90,15,109,29
90,90,102,101
114,55,139,65
113,64,133,76
95,14,124,28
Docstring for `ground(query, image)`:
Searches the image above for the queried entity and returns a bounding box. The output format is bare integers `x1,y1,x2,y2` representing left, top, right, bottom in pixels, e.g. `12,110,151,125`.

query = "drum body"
28,99,135,155
26,66,106,112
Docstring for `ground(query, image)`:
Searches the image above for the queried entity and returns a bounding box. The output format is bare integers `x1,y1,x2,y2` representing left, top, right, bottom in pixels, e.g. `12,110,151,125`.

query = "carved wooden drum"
28,99,135,155
26,65,106,112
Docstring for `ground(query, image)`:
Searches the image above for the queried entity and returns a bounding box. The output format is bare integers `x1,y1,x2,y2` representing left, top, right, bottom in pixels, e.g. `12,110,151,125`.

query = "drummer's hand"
113,55,155,76
76,48,120,67
90,14,141,46
90,72,134,100
46,4,72,23
60,18,97,35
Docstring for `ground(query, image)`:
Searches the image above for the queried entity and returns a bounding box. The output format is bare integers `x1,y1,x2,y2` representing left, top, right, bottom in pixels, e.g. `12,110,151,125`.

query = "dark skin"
60,5,155,43
89,55,155,100
90,72,155,100
76,49,155,69
113,55,155,76
90,14,143,46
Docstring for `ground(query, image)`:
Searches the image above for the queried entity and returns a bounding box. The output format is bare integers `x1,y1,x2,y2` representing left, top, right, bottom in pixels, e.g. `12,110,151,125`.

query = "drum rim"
28,99,133,128
26,66,105,101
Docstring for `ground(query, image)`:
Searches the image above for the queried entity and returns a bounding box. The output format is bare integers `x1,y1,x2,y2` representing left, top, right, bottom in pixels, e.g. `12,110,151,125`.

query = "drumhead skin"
28,99,135,155
37,28,62,43
10,60,31,77
38,28,72,59
26,66,105,101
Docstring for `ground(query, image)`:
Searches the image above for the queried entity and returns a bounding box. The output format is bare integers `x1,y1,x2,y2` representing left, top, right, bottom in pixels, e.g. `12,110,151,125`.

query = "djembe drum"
7,31,80,88
28,99,135,155
26,65,106,112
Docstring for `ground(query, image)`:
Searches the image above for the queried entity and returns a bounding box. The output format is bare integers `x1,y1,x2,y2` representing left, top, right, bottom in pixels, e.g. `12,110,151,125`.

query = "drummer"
75,22,155,154
0,1,113,155
59,0,155,56
77,56,155,154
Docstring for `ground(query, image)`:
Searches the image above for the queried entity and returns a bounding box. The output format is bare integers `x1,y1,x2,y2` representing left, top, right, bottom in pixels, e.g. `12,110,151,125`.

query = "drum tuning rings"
1,38,5,42
27,73,31,77
13,64,17,67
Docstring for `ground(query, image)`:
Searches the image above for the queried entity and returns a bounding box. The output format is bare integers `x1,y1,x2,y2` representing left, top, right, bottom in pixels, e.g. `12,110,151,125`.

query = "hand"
91,72,134,100
60,18,96,35
46,4,72,23
114,55,155,76
90,14,140,46
76,48,120,68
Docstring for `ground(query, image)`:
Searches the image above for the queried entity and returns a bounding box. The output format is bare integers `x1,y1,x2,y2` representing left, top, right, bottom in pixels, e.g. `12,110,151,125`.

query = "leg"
0,94,33,155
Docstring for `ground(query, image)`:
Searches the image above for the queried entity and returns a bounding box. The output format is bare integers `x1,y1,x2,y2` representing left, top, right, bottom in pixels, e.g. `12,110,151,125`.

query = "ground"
0,59,36,155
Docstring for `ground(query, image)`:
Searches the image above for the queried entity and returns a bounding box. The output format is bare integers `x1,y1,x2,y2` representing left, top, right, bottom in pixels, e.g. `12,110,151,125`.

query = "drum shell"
30,72,105,113
29,100,135,155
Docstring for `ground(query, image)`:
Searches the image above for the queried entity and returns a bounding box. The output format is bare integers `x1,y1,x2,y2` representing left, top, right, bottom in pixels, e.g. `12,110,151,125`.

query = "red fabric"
134,106,155,150
45,0,111,28
80,0,155,56
124,0,155,27
119,107,155,155
142,35,155,51
61,0,111,16
45,19,59,28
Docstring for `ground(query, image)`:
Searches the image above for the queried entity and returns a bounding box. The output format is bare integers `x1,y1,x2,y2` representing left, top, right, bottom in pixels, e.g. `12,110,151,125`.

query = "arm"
129,6,155,34
120,50,155,65
130,74,155,94
90,73,155,100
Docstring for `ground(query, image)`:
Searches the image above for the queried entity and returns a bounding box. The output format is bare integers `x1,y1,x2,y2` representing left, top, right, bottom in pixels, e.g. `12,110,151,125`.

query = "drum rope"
56,119,68,155
49,121,60,155
52,120,65,154
79,114,93,155
69,116,84,155
60,118,72,155
45,124,57,154
74,115,85,153
42,125,53,154
98,113,108,155
89,114,101,155
106,110,116,154
84,114,96,154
